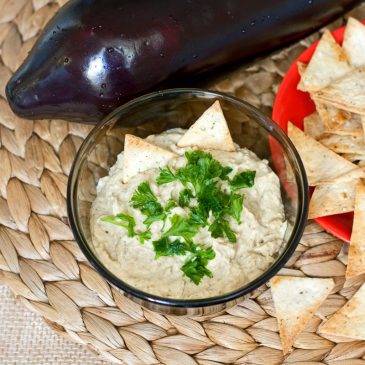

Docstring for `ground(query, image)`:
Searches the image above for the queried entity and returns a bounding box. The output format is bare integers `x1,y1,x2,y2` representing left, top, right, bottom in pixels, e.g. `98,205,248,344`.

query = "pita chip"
313,98,352,131
318,133,365,154
331,115,363,137
271,276,334,355
297,61,307,77
312,67,365,116
308,180,357,219
177,100,235,151
303,112,326,139
346,181,365,279
298,30,352,92
304,109,362,137
342,153,365,162
320,282,365,340
123,134,177,183
343,17,365,68
287,122,365,185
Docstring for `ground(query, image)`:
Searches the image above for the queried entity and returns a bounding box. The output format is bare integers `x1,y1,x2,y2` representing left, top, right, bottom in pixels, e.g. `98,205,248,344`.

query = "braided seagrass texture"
1,1,365,364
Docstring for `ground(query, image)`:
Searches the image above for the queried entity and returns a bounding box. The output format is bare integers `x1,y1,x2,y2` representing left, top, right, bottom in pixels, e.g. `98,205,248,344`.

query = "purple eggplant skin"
6,0,361,123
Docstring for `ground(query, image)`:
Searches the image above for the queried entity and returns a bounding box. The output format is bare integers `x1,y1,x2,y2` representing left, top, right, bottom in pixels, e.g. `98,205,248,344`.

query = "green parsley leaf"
176,151,226,195
209,218,237,243
179,188,193,207
228,193,243,224
153,237,189,258
130,182,164,218
101,213,151,243
143,214,166,228
165,199,177,211
157,167,176,185
181,246,216,285
229,170,256,191
189,205,208,226
198,186,229,219
100,213,136,237
185,150,211,164
162,214,199,240
220,166,233,180
138,230,152,243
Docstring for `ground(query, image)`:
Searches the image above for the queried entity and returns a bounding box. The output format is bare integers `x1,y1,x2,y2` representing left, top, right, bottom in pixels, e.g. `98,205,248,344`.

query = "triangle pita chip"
123,134,177,183
320,282,365,340
318,133,365,154
342,153,365,162
177,100,235,151
308,180,357,219
312,98,352,131
331,115,363,137
346,181,365,279
343,17,365,68
303,111,362,138
298,30,352,92
312,67,365,116
303,112,325,139
287,122,365,185
270,276,334,355
297,61,307,77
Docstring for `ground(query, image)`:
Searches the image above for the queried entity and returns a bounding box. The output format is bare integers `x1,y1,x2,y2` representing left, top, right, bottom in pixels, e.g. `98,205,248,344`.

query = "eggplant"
6,0,360,123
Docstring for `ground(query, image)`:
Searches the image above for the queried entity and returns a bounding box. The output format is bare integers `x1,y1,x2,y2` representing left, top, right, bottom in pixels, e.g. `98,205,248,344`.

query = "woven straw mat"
1,1,365,364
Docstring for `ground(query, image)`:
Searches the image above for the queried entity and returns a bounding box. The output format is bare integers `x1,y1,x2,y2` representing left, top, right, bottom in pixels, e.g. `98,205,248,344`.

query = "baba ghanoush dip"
91,101,287,299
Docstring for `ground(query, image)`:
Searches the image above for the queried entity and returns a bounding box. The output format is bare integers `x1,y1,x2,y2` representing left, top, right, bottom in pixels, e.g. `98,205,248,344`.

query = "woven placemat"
0,283,111,365
1,1,365,364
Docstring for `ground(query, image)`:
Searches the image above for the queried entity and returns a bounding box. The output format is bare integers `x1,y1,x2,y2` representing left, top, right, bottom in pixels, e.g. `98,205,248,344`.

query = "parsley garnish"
189,205,208,226
100,213,151,244
152,237,189,258
138,230,152,243
228,193,244,224
209,218,237,243
157,167,176,185
179,188,193,207
162,214,200,241
130,182,166,226
229,170,256,190
101,150,255,286
143,214,166,228
100,213,136,237
181,246,216,285
165,199,177,211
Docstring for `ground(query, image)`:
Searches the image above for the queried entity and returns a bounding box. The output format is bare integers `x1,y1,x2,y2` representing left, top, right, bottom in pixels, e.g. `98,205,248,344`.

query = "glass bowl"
67,88,308,315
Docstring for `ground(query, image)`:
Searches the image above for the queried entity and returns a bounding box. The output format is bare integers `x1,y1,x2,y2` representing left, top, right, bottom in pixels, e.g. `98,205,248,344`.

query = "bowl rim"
67,87,309,308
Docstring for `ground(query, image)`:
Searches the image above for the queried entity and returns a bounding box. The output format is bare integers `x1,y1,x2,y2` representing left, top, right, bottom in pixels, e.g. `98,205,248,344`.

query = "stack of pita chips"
289,17,365,281
295,18,365,219
276,18,365,354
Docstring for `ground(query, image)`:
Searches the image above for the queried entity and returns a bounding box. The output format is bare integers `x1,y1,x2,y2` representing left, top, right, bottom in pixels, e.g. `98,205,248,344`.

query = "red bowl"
271,23,363,244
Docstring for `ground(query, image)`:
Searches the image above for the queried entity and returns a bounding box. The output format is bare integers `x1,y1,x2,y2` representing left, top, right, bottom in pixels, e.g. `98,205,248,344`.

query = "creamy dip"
91,128,287,299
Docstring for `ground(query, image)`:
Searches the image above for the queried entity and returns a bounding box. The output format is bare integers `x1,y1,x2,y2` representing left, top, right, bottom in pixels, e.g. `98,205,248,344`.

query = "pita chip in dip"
177,100,236,151
123,134,177,183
